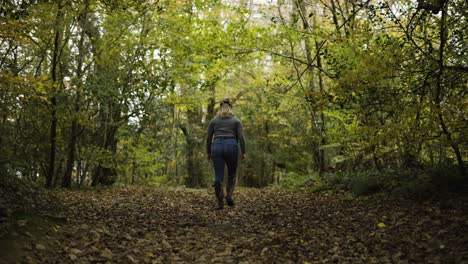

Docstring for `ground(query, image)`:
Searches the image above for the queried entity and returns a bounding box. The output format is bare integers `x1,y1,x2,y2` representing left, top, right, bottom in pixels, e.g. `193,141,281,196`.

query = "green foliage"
349,172,382,197
278,172,310,190
0,0,466,190
0,175,42,212
322,163,467,197
428,164,467,192
0,174,51,237
277,171,333,193
140,175,172,187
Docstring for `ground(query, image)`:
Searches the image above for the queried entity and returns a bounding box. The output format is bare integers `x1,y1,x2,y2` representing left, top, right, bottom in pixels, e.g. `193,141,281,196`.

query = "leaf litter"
12,187,468,263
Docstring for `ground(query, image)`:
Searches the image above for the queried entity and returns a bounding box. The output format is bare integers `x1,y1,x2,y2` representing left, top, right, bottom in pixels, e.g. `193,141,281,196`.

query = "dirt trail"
4,187,468,263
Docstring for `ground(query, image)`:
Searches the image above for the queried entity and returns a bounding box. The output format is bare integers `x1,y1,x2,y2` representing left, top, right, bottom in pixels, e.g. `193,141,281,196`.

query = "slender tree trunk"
295,0,324,174
330,0,341,36
91,106,108,187
207,84,216,122
62,95,79,187
434,2,464,174
46,0,63,188
131,153,137,185
63,0,89,188
76,160,83,187
314,15,326,174
172,104,179,182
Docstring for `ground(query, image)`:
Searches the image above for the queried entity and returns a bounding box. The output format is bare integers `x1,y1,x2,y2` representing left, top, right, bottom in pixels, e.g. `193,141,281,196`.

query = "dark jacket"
206,116,246,155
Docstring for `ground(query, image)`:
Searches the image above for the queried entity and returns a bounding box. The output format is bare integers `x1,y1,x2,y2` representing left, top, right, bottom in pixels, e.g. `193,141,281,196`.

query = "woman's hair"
216,98,234,118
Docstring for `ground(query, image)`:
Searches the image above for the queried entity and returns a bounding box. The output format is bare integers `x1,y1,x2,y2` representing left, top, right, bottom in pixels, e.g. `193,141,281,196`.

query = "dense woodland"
1,0,467,263
0,0,466,191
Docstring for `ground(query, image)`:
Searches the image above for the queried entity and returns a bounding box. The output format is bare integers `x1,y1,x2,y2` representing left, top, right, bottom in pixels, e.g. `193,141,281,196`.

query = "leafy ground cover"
1,187,467,263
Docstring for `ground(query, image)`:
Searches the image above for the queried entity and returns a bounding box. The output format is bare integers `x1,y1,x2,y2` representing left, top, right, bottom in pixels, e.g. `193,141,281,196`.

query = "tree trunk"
314,15,326,174
46,0,63,188
180,122,204,187
206,84,216,122
63,0,89,188
180,104,206,188
131,153,137,185
434,2,464,175
330,0,342,36
91,122,119,186
295,0,324,174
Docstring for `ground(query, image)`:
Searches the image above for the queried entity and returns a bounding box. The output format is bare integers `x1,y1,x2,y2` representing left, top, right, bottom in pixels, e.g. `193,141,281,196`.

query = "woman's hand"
241,153,246,160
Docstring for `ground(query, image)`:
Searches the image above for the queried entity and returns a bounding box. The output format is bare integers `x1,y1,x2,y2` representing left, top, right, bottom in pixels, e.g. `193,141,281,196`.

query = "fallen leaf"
35,244,46,250
69,248,82,255
100,248,113,259
127,254,138,263
162,239,171,249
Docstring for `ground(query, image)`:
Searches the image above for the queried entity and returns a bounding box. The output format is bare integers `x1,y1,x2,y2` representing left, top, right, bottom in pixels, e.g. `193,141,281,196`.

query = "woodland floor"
1,187,467,264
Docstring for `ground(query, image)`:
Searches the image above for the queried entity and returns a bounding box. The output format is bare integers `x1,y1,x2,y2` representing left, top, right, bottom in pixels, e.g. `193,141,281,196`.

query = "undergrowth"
0,175,55,237
278,164,467,197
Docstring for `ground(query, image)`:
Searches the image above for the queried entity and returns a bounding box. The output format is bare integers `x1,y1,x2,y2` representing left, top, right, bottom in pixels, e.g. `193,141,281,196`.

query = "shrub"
279,172,312,190
428,165,467,192
321,165,465,197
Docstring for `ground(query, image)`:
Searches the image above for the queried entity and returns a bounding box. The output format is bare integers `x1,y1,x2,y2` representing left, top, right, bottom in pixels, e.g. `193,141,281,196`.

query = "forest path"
12,187,468,263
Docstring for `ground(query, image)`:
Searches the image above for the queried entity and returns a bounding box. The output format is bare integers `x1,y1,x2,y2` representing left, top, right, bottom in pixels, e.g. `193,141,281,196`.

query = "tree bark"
46,0,63,188
63,0,89,188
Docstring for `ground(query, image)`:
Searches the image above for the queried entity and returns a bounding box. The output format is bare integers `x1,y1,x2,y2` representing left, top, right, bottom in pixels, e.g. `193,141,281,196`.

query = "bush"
350,174,381,196
279,172,312,190
0,175,47,237
0,175,43,212
429,165,467,192
321,165,465,197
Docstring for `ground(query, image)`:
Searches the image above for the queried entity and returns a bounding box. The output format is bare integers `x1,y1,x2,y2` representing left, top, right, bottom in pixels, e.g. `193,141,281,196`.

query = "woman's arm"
236,120,246,155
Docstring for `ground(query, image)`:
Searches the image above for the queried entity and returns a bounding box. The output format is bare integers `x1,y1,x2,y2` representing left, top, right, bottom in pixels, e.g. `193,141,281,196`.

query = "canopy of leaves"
0,0,466,189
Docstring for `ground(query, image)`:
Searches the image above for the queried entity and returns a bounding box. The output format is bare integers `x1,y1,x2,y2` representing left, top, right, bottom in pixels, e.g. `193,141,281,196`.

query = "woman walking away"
206,98,246,210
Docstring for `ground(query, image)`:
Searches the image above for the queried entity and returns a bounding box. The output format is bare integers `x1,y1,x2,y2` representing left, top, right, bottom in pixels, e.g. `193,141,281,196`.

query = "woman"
206,98,246,210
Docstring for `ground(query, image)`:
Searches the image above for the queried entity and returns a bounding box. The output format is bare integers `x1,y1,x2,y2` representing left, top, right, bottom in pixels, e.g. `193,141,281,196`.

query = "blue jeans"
211,137,238,184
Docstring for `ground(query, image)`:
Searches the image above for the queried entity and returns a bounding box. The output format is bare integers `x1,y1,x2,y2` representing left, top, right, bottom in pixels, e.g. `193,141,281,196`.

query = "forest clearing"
1,187,467,263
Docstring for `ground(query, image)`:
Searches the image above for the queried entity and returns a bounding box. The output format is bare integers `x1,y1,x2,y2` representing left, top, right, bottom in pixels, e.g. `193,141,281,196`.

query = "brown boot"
226,177,236,206
214,182,224,210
